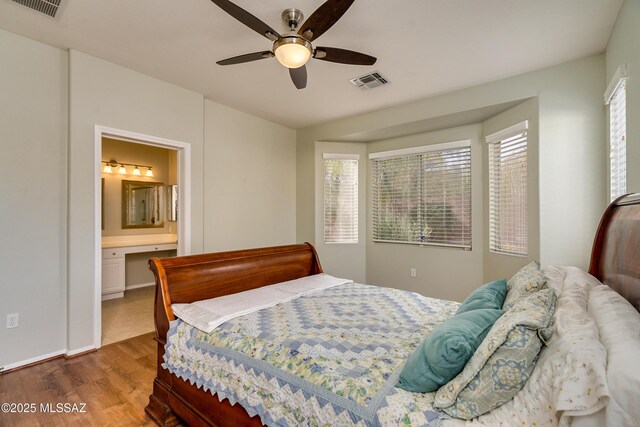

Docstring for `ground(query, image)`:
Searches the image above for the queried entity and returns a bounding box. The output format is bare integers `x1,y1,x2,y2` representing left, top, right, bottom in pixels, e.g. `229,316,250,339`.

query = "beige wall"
125,250,175,287
203,100,297,252
101,138,178,288
101,137,174,236
297,54,606,301
606,0,640,194
483,99,540,282
0,29,68,368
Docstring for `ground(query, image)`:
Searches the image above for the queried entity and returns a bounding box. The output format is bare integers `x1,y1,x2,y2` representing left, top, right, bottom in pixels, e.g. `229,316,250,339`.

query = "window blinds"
370,141,471,248
608,79,626,201
323,155,358,244
487,122,528,256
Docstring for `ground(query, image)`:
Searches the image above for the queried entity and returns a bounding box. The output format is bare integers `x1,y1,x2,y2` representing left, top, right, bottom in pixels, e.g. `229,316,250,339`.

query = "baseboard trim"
102,291,124,301
0,349,66,374
65,345,97,357
125,281,155,291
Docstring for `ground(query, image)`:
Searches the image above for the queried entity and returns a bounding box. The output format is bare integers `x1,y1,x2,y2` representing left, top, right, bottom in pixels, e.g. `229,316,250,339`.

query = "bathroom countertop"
101,233,178,249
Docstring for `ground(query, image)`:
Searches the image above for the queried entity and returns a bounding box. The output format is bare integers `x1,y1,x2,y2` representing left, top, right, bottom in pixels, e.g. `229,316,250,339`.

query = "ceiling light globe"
274,36,312,69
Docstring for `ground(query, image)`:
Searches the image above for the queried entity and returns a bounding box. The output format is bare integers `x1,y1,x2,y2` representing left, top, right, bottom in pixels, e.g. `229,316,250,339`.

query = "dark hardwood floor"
0,333,160,427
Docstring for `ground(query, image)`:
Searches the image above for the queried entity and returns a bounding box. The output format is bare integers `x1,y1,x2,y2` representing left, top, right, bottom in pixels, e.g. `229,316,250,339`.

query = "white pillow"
171,273,352,333
588,284,640,427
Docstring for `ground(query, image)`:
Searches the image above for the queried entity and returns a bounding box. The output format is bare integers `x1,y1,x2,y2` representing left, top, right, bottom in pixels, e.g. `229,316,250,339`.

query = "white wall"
0,30,298,366
537,56,605,268
606,0,640,194
67,50,206,353
297,54,606,296
314,142,367,283
203,100,296,252
366,125,484,302
0,29,68,367
483,99,540,282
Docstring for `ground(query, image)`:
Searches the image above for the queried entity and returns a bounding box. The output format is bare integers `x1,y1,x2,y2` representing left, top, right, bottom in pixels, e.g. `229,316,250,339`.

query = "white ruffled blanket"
466,266,621,427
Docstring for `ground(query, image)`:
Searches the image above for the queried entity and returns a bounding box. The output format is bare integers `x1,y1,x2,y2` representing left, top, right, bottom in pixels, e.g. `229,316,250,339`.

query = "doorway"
94,126,191,348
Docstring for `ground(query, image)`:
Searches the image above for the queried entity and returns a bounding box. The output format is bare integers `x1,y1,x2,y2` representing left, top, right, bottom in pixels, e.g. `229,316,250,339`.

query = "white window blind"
323,155,358,244
608,77,626,201
370,141,472,248
487,121,528,256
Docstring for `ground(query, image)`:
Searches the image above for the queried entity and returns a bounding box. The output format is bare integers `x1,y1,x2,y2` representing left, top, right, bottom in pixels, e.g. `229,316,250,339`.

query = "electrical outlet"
410,268,416,278
6,313,19,329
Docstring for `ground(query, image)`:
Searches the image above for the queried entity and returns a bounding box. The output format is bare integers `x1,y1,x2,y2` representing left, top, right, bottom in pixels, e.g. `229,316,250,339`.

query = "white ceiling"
0,0,622,129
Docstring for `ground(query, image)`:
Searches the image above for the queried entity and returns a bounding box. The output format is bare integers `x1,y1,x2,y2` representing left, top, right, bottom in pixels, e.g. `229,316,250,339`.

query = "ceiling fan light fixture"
273,36,312,69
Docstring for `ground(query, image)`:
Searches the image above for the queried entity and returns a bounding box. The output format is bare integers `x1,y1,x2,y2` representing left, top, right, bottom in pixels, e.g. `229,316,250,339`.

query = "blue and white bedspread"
163,282,459,426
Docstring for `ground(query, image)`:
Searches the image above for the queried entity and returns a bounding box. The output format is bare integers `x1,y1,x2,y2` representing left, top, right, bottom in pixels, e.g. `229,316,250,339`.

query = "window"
606,66,627,201
323,154,358,243
370,141,471,248
487,121,528,256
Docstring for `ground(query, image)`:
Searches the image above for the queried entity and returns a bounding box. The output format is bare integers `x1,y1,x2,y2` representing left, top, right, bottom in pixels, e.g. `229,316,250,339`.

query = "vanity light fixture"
102,159,154,177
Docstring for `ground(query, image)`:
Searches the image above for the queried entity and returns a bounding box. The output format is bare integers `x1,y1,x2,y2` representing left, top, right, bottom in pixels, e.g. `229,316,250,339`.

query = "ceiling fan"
211,0,377,89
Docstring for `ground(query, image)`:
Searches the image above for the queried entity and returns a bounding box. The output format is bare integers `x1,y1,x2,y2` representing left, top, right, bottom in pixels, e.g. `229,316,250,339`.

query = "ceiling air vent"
349,72,389,91
11,0,61,17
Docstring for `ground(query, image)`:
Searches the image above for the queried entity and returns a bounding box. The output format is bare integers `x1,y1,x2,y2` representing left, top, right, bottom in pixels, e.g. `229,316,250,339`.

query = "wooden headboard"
589,193,640,311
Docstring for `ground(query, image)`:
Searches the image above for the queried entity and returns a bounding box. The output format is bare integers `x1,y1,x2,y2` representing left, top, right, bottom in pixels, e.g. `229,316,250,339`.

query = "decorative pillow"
456,279,507,314
434,287,557,419
503,261,547,310
397,309,503,393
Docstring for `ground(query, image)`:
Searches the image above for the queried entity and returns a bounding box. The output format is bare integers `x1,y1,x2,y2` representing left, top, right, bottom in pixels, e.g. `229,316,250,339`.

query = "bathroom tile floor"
102,286,155,346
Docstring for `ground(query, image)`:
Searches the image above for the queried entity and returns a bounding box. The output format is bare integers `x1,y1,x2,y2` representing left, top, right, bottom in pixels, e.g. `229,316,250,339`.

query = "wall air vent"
11,0,61,17
349,72,390,91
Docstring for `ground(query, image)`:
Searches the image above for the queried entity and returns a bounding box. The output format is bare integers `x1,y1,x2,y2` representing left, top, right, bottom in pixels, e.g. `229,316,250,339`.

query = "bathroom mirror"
167,184,178,222
122,180,164,228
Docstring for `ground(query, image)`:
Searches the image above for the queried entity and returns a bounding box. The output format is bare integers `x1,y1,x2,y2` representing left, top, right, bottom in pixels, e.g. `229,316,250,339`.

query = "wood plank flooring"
0,333,160,427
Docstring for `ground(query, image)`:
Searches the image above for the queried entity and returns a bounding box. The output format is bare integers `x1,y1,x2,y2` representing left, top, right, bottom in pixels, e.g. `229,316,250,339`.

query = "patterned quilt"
163,282,459,426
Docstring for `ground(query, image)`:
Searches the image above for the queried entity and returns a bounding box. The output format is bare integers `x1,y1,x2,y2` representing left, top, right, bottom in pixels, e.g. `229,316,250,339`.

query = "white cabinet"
101,242,177,300
101,251,125,299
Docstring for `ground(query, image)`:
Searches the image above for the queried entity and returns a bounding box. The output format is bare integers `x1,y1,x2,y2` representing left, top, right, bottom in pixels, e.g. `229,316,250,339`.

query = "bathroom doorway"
94,126,191,348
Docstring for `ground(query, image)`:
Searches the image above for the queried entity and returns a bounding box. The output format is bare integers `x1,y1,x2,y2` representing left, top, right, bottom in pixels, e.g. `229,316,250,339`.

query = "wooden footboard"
144,243,323,426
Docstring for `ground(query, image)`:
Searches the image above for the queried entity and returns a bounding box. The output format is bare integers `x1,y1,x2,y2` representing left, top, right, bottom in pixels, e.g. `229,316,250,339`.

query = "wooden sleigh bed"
144,193,640,427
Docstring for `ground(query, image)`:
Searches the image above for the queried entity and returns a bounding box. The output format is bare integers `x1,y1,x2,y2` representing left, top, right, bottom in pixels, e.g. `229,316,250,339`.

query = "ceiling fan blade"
217,51,274,66
289,66,307,89
210,0,281,41
314,47,376,66
297,0,355,42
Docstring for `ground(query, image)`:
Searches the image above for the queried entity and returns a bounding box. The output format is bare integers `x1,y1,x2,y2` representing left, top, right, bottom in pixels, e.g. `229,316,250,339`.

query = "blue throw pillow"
456,279,507,314
397,308,503,393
